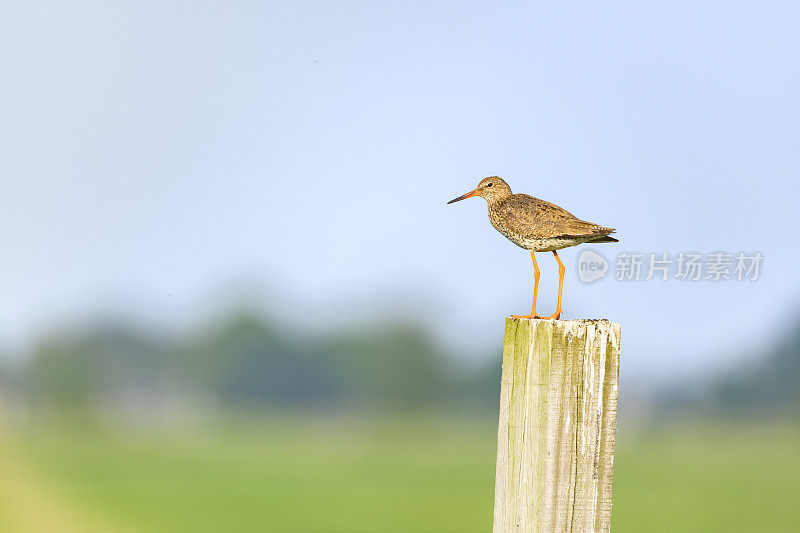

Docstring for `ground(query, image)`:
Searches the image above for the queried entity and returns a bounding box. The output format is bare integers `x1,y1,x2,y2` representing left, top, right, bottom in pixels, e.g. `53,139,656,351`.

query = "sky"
1,1,799,383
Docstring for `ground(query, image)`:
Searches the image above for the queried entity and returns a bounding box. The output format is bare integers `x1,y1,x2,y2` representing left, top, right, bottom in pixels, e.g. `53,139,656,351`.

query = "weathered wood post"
493,318,621,532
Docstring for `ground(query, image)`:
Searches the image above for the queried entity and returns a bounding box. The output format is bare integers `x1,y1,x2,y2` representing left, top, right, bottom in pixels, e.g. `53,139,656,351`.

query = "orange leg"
512,251,543,319
543,251,565,320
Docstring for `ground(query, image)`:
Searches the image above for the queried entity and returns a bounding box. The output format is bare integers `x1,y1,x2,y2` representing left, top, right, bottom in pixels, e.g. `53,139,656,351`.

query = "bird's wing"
499,195,615,239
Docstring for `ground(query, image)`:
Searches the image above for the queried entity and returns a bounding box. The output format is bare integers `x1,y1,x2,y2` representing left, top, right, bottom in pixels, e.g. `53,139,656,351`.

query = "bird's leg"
531,252,541,316
543,251,565,320
512,251,543,319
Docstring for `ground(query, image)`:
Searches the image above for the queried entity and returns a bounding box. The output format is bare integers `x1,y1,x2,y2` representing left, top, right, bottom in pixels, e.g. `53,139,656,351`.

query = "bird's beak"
447,188,480,204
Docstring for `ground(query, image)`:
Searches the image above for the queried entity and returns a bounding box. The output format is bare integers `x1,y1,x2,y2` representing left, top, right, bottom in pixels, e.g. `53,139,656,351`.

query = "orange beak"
447,188,481,204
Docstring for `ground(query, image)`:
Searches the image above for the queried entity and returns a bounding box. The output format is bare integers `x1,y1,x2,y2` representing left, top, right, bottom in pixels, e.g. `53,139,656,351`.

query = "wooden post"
493,318,621,533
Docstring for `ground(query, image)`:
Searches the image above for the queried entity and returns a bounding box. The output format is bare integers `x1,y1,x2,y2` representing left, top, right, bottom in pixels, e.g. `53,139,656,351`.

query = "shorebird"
447,176,617,319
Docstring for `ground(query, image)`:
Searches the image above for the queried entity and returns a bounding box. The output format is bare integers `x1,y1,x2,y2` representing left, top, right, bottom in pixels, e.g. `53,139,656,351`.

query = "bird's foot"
542,309,562,320
512,313,544,319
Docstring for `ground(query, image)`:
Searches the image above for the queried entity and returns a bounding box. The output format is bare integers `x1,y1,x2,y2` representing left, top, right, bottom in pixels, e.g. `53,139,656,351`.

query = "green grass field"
2,417,798,532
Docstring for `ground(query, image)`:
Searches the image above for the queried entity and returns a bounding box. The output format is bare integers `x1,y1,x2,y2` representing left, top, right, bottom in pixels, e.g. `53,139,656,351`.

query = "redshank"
447,176,617,319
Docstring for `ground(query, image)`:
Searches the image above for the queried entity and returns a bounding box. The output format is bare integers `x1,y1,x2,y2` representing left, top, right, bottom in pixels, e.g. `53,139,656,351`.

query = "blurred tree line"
655,315,800,419
708,318,800,415
15,310,501,419
4,309,798,422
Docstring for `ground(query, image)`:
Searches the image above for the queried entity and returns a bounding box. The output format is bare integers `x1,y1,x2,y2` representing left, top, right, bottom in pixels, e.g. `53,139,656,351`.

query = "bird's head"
447,176,512,205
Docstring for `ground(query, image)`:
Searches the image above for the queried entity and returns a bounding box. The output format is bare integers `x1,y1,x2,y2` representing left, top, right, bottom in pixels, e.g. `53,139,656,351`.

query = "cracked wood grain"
493,318,621,533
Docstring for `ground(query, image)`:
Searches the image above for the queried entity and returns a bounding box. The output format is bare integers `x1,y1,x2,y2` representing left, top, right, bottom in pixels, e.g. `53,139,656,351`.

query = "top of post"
504,317,622,348
506,317,616,325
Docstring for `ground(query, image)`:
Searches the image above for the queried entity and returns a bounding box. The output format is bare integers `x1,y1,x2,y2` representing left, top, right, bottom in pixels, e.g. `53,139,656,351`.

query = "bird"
447,176,617,320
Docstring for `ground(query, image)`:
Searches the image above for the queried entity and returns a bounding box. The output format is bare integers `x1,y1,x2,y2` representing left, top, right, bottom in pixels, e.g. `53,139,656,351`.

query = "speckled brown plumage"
488,192,617,251
447,176,618,319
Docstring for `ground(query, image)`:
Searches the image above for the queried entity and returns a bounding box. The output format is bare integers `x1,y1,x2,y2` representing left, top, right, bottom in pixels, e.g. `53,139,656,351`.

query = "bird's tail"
590,235,619,243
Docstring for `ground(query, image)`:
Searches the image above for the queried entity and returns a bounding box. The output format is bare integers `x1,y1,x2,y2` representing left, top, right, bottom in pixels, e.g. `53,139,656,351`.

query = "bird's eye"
486,183,493,188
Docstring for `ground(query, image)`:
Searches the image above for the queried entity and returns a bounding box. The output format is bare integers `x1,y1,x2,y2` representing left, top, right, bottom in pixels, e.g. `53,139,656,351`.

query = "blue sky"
1,1,798,383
